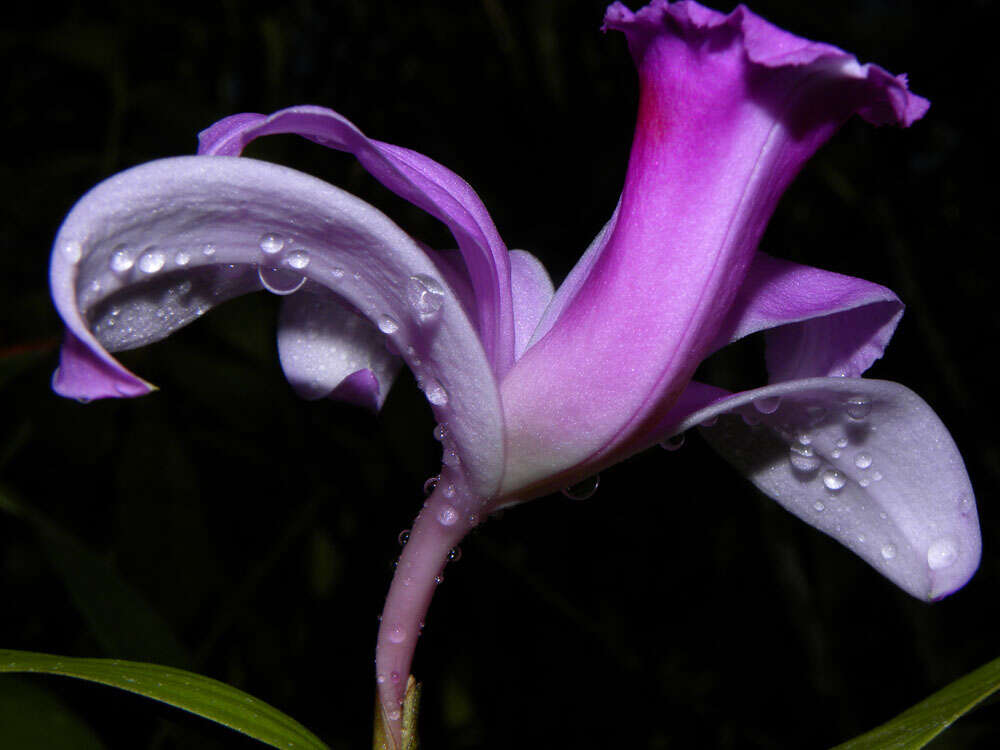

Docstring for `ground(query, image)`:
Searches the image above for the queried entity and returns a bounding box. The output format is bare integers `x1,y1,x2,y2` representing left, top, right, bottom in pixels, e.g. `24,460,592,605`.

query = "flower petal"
50,155,504,497
197,106,516,377
508,250,554,361
277,285,401,410
670,377,980,601
499,1,927,498
711,252,903,379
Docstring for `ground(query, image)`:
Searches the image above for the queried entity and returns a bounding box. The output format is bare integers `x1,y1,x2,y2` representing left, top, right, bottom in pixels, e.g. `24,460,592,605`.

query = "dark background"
1,0,997,747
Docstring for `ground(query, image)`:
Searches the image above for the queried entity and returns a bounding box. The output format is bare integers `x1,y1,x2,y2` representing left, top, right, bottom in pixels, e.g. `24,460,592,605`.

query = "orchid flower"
48,1,978,745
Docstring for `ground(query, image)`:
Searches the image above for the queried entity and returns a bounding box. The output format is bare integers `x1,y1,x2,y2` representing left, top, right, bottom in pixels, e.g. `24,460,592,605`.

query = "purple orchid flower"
48,1,978,745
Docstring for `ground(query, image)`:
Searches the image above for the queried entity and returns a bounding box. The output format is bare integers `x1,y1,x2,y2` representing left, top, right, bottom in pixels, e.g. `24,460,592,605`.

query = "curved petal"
508,249,554,361
711,252,904,380
49,156,504,497
197,106,515,378
670,377,980,601
499,1,928,498
277,284,401,410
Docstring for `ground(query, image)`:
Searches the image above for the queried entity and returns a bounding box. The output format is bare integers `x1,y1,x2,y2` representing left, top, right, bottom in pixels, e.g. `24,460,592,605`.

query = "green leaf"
0,649,329,750
373,676,421,750
0,677,106,750
834,655,1000,749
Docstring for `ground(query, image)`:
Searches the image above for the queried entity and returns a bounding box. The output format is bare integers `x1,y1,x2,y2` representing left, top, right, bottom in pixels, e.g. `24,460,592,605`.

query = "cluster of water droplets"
257,233,310,295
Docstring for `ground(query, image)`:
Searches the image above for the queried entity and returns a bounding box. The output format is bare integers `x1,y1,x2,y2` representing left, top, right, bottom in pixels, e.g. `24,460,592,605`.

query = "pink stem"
375,478,477,747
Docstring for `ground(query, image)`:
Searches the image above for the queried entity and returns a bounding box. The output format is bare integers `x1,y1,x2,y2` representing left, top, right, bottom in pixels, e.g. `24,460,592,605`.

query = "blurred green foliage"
1,0,998,747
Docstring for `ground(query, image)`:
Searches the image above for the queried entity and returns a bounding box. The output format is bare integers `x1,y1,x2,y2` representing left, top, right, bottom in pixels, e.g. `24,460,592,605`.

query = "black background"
1,1,998,747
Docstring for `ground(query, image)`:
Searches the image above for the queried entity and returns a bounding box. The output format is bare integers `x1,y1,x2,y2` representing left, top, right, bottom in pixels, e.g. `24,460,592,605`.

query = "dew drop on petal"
813,500,825,512
390,671,401,684
845,394,872,421
423,378,448,406
202,244,216,257
872,470,883,482
660,433,685,451
286,249,310,270
447,547,462,562
388,625,406,643
397,529,410,546
175,249,192,266
433,424,447,442
331,267,345,279
110,245,134,273
437,505,459,526
821,469,847,491
753,396,781,414
561,474,599,500
859,478,871,488
881,543,897,560
835,437,849,448
377,315,399,335
796,432,812,446
958,494,974,516
789,444,820,472
423,476,439,496
442,448,461,467
259,233,284,255
407,274,445,316
376,673,386,685
927,539,958,570
388,710,401,722
258,266,306,295
62,241,82,262
854,452,873,469
138,247,166,273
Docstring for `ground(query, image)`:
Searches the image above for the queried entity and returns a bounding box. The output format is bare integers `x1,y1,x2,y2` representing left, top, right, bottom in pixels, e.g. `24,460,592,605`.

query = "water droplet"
377,315,399,334
286,249,310,270
423,378,448,406
388,625,406,643
872,470,883,482
927,539,958,570
138,247,166,273
753,396,781,414
259,233,284,255
407,274,445,316
331,267,345,279
442,448,461,467
835,437,849,448
434,574,444,584
821,469,847,491
202,244,216,257
62,241,82,262
854,452,873,469
859,478,871,488
175,249,192,266
423,476,439,496
813,500,826,512
561,474,599,500
258,266,306,295
433,424,447,442
397,529,410,546
881,543,897,560
845,394,872,420
447,547,462,562
437,505,459,526
390,671,401,684
958,494,974,516
660,433,685,451
796,432,812,446
442,482,456,499
376,673,386,685
388,709,401,721
110,245,134,273
789,444,821,472
831,449,842,459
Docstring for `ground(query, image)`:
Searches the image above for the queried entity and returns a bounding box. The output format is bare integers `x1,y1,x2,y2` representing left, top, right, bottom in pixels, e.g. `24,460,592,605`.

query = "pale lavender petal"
51,329,154,401
508,250,554,360
277,285,401,410
668,378,979,601
712,252,903,380
50,156,504,497
500,1,927,498
197,105,515,377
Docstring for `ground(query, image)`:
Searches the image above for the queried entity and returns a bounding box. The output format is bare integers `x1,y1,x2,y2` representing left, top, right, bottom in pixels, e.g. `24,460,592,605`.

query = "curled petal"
712,252,903,379
669,378,980,601
500,1,928,498
197,106,516,377
49,156,504,497
277,285,401,410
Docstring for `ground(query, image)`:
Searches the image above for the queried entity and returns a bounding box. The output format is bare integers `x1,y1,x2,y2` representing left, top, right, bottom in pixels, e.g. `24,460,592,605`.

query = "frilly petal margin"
49,155,504,498
665,378,980,601
197,106,516,379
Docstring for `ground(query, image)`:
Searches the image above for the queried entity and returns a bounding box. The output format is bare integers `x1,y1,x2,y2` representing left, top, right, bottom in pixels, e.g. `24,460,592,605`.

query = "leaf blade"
0,649,329,750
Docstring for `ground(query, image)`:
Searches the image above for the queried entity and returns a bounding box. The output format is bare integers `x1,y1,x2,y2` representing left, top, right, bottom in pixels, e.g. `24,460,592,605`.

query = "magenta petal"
712,252,903,380
671,378,980,601
499,1,928,498
50,329,154,401
277,285,401,409
197,105,515,377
